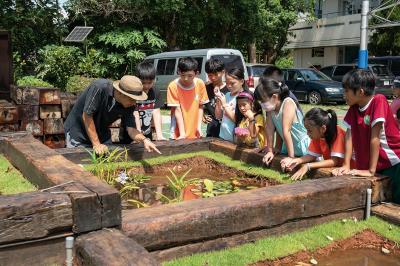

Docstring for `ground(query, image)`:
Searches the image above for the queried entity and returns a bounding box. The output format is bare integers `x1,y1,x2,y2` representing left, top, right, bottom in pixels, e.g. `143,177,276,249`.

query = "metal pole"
358,0,370,69
366,188,372,219
66,236,74,266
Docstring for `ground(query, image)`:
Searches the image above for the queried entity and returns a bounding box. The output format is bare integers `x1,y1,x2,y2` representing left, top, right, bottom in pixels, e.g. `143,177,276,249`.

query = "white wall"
293,47,339,68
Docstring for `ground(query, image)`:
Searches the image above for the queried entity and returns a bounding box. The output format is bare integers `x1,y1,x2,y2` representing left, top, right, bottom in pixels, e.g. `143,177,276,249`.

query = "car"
354,56,400,76
320,64,395,98
246,63,273,91
144,48,248,104
282,68,344,105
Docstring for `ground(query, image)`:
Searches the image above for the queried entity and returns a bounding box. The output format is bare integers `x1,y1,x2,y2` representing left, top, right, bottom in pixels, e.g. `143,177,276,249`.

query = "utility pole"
358,0,370,69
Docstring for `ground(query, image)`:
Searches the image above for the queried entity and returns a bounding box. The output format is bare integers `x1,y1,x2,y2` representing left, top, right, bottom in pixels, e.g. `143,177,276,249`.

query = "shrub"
65,75,96,94
275,55,294,69
36,45,83,90
16,76,53,87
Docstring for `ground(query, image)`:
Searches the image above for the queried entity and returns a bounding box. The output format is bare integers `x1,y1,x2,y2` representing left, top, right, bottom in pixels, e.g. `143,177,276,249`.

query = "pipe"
65,236,74,266
358,0,369,69
366,188,372,219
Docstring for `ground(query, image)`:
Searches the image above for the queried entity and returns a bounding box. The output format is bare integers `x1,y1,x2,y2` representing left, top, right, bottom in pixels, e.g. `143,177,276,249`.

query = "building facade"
286,0,381,68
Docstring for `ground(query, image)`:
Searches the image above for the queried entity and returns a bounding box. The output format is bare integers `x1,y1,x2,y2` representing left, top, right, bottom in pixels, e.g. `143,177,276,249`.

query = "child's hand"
244,110,255,120
332,166,350,176
291,164,308,181
217,93,227,106
202,114,213,124
280,157,294,172
348,169,373,177
287,158,300,171
263,151,274,166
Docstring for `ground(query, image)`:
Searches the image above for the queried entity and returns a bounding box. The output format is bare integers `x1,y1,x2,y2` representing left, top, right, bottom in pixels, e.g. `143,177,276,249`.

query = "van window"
333,66,354,76
210,55,244,71
177,57,203,73
156,59,176,75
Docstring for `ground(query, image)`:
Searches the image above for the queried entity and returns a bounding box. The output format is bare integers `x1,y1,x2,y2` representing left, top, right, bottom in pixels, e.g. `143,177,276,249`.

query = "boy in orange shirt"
167,57,209,139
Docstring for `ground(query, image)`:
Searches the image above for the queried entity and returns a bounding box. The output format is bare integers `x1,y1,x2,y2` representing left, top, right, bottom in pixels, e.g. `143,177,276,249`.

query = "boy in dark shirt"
119,62,165,143
204,59,228,137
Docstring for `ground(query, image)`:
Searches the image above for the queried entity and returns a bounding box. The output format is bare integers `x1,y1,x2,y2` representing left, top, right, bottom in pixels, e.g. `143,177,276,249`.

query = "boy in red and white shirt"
333,69,400,203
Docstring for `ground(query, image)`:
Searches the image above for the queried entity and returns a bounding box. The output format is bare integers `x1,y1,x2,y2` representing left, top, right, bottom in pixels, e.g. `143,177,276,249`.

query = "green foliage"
13,52,27,81
275,55,294,69
369,6,400,56
0,155,36,194
77,49,107,78
65,75,96,94
0,0,66,75
165,217,400,266
165,168,198,202
87,147,128,184
97,29,166,78
36,45,82,89
16,76,53,87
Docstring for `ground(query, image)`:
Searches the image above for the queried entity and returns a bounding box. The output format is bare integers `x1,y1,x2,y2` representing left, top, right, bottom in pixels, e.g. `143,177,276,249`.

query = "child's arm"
172,106,186,139
133,111,141,131
152,108,165,140
281,100,296,158
263,112,276,165
332,129,353,176
198,106,204,137
291,156,340,180
215,99,223,120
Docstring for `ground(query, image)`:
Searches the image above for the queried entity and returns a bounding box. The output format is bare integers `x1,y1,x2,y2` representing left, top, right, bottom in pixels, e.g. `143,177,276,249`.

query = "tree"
0,0,66,74
369,5,400,56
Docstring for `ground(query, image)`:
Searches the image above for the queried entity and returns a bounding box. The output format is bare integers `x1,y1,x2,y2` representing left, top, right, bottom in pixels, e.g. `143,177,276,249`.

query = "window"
333,66,354,76
390,59,400,76
156,60,166,75
287,70,301,81
299,69,331,81
312,48,324,58
165,59,176,75
370,65,390,76
252,66,268,77
194,57,203,73
210,55,244,72
156,59,176,75
320,66,334,77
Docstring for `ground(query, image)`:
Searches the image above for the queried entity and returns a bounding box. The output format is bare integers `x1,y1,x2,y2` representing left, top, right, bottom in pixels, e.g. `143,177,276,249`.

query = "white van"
144,48,248,104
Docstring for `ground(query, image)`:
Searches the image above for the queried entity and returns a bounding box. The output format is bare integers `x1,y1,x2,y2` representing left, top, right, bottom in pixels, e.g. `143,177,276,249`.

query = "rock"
310,258,318,265
382,247,390,254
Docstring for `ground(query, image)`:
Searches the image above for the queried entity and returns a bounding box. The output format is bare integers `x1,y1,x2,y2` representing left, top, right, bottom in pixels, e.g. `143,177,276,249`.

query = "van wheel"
308,91,322,105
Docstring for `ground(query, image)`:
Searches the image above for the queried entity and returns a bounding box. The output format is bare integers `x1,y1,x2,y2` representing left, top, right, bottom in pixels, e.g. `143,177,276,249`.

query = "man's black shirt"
64,79,135,145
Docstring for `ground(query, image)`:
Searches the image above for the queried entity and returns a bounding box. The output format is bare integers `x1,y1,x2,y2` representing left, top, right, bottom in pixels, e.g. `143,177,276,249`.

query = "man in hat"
64,75,160,155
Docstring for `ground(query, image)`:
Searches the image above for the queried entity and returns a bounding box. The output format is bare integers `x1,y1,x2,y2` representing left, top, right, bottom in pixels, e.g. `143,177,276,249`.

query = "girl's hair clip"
327,113,332,118
278,82,282,87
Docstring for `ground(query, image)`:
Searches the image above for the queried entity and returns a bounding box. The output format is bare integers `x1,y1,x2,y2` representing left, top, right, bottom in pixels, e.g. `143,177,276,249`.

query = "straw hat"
113,75,148,101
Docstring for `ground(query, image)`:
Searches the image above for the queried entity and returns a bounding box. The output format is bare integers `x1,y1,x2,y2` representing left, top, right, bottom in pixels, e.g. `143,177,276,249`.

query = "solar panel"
64,26,93,42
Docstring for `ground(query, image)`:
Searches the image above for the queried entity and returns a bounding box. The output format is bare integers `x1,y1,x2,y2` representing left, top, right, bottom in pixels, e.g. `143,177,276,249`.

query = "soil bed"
254,230,400,266
112,156,280,209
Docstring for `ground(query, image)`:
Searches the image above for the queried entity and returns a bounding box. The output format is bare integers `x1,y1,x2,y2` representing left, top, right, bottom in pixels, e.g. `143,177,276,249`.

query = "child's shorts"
381,163,400,204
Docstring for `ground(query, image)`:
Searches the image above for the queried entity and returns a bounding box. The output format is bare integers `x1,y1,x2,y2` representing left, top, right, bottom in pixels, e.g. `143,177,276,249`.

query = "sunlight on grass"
164,217,400,266
0,155,37,195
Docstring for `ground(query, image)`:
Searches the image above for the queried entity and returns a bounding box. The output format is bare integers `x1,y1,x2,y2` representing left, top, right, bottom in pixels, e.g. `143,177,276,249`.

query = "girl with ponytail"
285,108,353,180
254,78,310,167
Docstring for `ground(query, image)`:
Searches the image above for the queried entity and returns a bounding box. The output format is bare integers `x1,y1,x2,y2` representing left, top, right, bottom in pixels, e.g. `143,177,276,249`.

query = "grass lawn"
0,155,36,195
300,103,349,116
164,216,400,266
85,150,291,184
